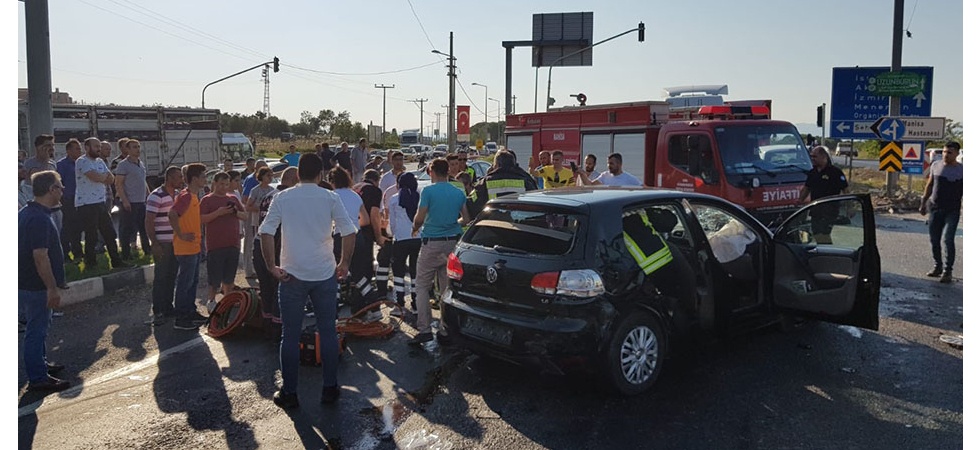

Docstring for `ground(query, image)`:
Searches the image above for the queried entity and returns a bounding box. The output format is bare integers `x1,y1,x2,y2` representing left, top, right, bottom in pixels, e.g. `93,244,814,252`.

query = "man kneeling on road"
260,153,357,409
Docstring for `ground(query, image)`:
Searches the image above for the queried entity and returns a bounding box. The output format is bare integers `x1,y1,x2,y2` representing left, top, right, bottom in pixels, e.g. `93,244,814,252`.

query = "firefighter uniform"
471,165,539,213
622,209,673,275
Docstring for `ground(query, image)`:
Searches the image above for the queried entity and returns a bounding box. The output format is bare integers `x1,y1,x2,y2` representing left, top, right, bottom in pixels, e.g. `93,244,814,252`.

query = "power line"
73,0,254,63
455,78,486,117
406,0,437,50
283,60,444,76
104,0,270,59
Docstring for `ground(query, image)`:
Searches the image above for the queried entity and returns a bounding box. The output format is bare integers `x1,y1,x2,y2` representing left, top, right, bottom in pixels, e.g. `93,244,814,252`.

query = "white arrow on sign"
913,92,927,108
836,122,850,133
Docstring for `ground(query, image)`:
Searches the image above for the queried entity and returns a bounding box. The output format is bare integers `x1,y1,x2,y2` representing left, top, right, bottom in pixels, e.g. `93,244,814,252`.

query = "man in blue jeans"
919,141,963,284
19,170,70,392
168,163,212,330
260,153,357,409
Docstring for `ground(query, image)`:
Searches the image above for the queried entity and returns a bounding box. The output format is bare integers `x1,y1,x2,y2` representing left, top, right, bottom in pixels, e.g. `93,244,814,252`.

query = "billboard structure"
531,12,594,67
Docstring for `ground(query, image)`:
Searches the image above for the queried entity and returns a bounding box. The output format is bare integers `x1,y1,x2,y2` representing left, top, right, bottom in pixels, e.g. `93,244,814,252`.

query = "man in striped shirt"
144,166,184,326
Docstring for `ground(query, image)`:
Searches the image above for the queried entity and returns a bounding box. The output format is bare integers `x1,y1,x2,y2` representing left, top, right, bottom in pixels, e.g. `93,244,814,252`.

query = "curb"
61,264,154,307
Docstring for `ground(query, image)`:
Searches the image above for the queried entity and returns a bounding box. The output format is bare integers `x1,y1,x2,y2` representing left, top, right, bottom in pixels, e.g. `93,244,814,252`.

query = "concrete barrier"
61,264,153,307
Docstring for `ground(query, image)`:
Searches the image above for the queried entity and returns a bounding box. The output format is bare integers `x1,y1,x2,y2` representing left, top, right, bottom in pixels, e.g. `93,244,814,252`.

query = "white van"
835,142,856,157
221,133,256,161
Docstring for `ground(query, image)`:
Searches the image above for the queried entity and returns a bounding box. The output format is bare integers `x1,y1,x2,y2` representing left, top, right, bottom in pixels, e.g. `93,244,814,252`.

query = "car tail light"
530,272,560,295
532,270,604,298
447,253,464,280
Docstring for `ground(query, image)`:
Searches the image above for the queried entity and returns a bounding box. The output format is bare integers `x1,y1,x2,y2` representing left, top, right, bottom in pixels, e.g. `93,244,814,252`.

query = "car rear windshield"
464,206,582,255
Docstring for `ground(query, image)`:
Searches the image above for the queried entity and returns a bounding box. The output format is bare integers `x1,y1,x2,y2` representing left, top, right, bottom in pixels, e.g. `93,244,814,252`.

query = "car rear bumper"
442,291,611,374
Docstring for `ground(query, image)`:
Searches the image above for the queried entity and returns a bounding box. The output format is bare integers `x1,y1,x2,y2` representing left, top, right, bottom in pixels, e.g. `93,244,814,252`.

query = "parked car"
413,160,491,191
400,147,419,162
442,188,881,395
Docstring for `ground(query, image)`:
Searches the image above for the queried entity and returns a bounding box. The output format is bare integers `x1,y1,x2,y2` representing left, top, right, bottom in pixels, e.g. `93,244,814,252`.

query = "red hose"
208,291,253,338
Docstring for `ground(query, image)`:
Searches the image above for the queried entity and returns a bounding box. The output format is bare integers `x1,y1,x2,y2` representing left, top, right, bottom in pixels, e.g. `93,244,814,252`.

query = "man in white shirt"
259,153,357,409
76,137,131,269
576,152,642,187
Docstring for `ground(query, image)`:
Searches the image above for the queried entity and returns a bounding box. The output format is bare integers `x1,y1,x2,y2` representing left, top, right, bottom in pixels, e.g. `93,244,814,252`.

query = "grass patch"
843,166,927,194
65,248,152,283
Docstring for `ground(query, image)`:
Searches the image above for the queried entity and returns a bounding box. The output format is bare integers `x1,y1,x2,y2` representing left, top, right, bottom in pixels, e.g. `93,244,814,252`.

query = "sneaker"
407,332,433,346
940,272,953,283
926,267,943,277
361,310,383,323
321,385,340,404
273,390,299,409
46,362,65,375
173,318,198,330
28,376,71,392
190,312,210,325
390,307,404,318
206,300,218,314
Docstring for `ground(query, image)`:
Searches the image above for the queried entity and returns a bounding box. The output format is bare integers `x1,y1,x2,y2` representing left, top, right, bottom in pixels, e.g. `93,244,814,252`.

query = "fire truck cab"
505,101,812,225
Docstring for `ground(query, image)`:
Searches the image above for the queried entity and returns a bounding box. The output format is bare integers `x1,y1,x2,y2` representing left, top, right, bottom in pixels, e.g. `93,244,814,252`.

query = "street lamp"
432,39,457,150
471,82,488,142
488,97,501,142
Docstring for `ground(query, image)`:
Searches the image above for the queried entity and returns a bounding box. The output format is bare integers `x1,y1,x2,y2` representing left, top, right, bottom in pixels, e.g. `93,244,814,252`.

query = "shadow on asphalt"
415,322,961,449
150,329,258,449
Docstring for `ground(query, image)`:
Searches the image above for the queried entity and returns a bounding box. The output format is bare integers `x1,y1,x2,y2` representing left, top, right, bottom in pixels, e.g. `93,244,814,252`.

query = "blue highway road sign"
830,66,933,139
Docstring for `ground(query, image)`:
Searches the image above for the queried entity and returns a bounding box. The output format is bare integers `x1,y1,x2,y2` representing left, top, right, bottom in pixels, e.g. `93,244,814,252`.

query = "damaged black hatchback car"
441,188,880,395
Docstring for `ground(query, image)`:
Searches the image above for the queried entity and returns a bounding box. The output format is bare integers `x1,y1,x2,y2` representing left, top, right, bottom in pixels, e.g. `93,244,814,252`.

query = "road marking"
19,334,214,418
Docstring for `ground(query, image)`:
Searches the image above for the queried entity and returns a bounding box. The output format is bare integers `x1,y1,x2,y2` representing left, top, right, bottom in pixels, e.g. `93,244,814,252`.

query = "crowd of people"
29,136,960,404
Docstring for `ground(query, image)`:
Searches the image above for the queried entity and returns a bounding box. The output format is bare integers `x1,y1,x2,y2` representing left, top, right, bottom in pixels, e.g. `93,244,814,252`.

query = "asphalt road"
18,212,963,450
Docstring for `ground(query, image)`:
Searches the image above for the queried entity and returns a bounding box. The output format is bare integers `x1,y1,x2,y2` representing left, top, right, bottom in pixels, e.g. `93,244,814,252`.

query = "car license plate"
461,316,513,346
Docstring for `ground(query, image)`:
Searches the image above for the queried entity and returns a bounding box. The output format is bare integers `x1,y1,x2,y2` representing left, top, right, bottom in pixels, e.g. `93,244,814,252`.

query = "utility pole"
886,0,904,196
374,84,394,145
430,33,457,150
434,112,442,140
25,0,54,139
411,98,428,144
262,65,271,117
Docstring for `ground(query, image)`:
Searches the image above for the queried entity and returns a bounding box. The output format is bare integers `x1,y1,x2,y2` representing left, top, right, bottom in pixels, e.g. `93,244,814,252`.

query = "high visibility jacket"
471,166,539,212
622,210,673,275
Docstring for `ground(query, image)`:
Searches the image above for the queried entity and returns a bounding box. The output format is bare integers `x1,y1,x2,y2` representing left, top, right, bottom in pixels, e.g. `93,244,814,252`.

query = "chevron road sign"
879,141,903,172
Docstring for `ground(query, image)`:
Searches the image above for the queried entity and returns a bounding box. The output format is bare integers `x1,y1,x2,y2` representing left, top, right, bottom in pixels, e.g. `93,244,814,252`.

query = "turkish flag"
457,105,470,135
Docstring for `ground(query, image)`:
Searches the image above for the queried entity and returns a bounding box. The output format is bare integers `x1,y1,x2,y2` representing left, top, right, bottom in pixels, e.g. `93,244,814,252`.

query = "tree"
299,110,324,137
319,109,336,137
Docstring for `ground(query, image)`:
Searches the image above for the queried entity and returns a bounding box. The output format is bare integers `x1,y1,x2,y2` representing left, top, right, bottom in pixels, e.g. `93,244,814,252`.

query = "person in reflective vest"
470,150,539,213
622,209,673,275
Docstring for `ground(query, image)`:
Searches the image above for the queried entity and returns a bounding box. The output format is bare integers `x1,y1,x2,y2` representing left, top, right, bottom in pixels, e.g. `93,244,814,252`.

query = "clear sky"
14,0,965,136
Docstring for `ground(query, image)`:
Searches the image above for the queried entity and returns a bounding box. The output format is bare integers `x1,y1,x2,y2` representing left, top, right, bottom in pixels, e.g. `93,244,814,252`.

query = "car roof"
489,187,725,211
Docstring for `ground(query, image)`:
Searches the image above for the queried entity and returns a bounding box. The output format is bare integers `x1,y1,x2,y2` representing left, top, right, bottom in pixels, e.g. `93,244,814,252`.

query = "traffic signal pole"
545,23,644,111
886,0,904,197
202,57,279,109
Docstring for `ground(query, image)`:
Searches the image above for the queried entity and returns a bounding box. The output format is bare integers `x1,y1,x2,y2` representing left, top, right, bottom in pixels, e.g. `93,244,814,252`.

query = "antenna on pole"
262,64,270,117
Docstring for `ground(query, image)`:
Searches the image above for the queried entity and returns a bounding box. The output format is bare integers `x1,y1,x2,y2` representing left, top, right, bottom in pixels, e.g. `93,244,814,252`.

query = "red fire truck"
504,101,812,225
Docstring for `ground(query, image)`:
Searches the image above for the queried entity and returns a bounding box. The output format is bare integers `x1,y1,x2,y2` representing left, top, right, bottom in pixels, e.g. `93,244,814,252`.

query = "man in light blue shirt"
408,158,470,345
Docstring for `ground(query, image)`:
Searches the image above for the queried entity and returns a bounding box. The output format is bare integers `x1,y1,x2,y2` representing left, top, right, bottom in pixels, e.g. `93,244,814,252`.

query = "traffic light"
576,93,587,106
816,104,824,128
273,57,280,73
638,22,645,42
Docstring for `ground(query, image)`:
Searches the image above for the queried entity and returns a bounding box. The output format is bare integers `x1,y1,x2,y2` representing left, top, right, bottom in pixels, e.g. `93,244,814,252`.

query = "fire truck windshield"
714,124,812,185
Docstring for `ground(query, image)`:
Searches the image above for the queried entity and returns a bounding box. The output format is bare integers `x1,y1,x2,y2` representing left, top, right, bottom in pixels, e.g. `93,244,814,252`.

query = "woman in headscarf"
386,171,422,314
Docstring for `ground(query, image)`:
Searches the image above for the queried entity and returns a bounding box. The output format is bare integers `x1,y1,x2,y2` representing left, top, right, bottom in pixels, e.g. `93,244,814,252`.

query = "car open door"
770,194,880,330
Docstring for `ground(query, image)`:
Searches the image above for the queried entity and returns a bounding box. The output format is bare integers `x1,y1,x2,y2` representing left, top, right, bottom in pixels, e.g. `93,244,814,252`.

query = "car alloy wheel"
604,311,666,396
619,325,659,385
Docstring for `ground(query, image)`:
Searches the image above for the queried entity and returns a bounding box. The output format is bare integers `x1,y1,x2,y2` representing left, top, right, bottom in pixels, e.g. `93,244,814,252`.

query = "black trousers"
119,202,150,259
391,238,422,306
251,237,281,321
59,196,84,260
349,228,378,311
375,239,393,293
77,202,122,265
